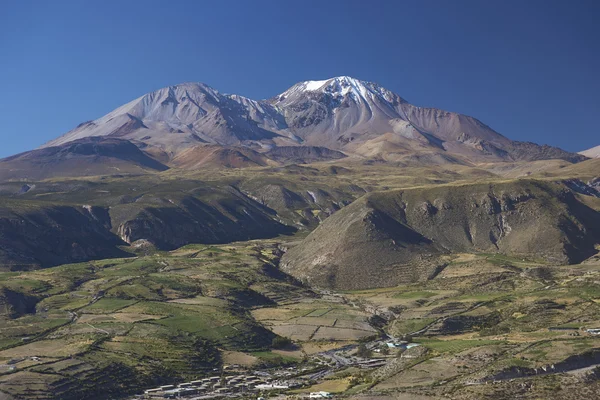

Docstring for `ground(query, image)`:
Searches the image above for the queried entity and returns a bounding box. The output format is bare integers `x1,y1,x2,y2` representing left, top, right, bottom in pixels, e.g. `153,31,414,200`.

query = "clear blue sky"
1,0,598,157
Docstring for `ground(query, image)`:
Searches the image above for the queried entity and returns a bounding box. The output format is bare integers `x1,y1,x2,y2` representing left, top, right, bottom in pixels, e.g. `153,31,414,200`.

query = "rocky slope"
0,202,130,270
280,180,600,290
170,145,277,169
40,77,585,166
109,187,295,250
0,183,296,270
263,146,346,164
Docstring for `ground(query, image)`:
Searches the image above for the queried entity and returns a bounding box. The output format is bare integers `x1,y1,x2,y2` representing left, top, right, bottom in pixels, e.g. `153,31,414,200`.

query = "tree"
380,345,390,355
356,343,372,358
272,336,292,349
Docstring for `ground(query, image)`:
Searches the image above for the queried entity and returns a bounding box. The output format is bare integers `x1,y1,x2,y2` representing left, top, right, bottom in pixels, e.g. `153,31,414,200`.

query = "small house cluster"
309,391,332,398
142,373,302,399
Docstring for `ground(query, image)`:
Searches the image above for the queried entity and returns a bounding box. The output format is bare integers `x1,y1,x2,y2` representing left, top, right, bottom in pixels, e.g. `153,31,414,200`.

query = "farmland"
0,240,374,399
1,244,600,399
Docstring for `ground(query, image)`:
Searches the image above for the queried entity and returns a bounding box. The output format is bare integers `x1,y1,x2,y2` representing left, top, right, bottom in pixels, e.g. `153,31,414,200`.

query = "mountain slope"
170,145,277,169
0,201,130,270
43,83,293,154
39,77,585,165
581,145,600,158
0,180,296,270
263,146,346,164
280,180,600,290
0,137,168,181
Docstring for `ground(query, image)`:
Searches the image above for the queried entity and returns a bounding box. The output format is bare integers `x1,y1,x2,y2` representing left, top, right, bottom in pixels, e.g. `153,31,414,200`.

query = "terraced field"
0,240,375,399
2,225,600,400
340,255,600,399
252,297,377,342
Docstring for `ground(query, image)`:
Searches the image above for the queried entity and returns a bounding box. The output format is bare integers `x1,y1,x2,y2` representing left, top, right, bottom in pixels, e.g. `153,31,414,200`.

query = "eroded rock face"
281,180,600,290
0,289,39,319
0,205,129,271
113,195,295,250
486,349,600,382
0,189,296,270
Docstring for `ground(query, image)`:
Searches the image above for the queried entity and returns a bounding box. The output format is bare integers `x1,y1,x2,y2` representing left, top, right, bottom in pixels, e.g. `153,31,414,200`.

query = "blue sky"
0,0,598,157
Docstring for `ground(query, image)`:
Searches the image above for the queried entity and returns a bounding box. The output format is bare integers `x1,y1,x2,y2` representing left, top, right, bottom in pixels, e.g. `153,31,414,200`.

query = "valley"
0,76,598,400
1,239,600,400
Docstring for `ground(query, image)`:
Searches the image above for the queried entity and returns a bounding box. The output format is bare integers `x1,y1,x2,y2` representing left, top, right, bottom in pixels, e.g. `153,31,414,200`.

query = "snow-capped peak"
276,76,401,106
301,76,371,95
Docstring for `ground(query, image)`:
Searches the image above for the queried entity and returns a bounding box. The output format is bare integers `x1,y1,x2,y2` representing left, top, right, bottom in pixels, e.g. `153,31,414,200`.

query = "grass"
454,292,509,301
0,240,311,398
1,278,52,294
413,338,505,354
391,318,436,334
0,189,599,400
38,293,91,310
250,351,299,363
291,378,351,393
504,357,534,368
392,290,439,299
83,298,138,313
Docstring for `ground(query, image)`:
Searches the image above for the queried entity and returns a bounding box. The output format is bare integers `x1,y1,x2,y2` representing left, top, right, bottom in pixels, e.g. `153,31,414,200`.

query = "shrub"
356,343,372,358
271,336,292,349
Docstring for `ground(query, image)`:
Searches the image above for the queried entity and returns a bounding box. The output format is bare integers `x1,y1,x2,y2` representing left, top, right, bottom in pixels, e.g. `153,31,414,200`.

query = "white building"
310,391,332,398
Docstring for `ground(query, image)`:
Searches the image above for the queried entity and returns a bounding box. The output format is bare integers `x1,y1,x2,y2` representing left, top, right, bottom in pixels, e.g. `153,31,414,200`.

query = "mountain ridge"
37,77,586,167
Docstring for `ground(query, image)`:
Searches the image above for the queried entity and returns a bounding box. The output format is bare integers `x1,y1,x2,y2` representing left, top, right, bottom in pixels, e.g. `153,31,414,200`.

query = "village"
133,338,423,399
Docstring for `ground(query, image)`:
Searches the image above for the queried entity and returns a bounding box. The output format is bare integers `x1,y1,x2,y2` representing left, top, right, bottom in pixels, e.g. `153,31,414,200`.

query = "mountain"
42,82,290,155
0,137,168,181
40,77,585,166
581,145,600,158
280,179,600,290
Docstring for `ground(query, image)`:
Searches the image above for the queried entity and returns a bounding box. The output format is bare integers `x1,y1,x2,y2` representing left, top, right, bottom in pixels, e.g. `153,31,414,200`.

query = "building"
255,383,290,390
309,391,332,398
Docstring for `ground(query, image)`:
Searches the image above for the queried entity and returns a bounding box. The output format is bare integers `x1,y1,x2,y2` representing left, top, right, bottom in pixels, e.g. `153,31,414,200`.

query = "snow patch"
304,80,329,91
286,76,399,110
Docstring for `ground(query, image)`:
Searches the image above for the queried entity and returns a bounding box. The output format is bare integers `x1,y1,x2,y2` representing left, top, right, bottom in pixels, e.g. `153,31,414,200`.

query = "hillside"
0,242,320,399
0,180,296,270
0,137,168,181
170,145,277,169
281,180,600,290
2,238,600,400
263,146,346,164
0,154,597,274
